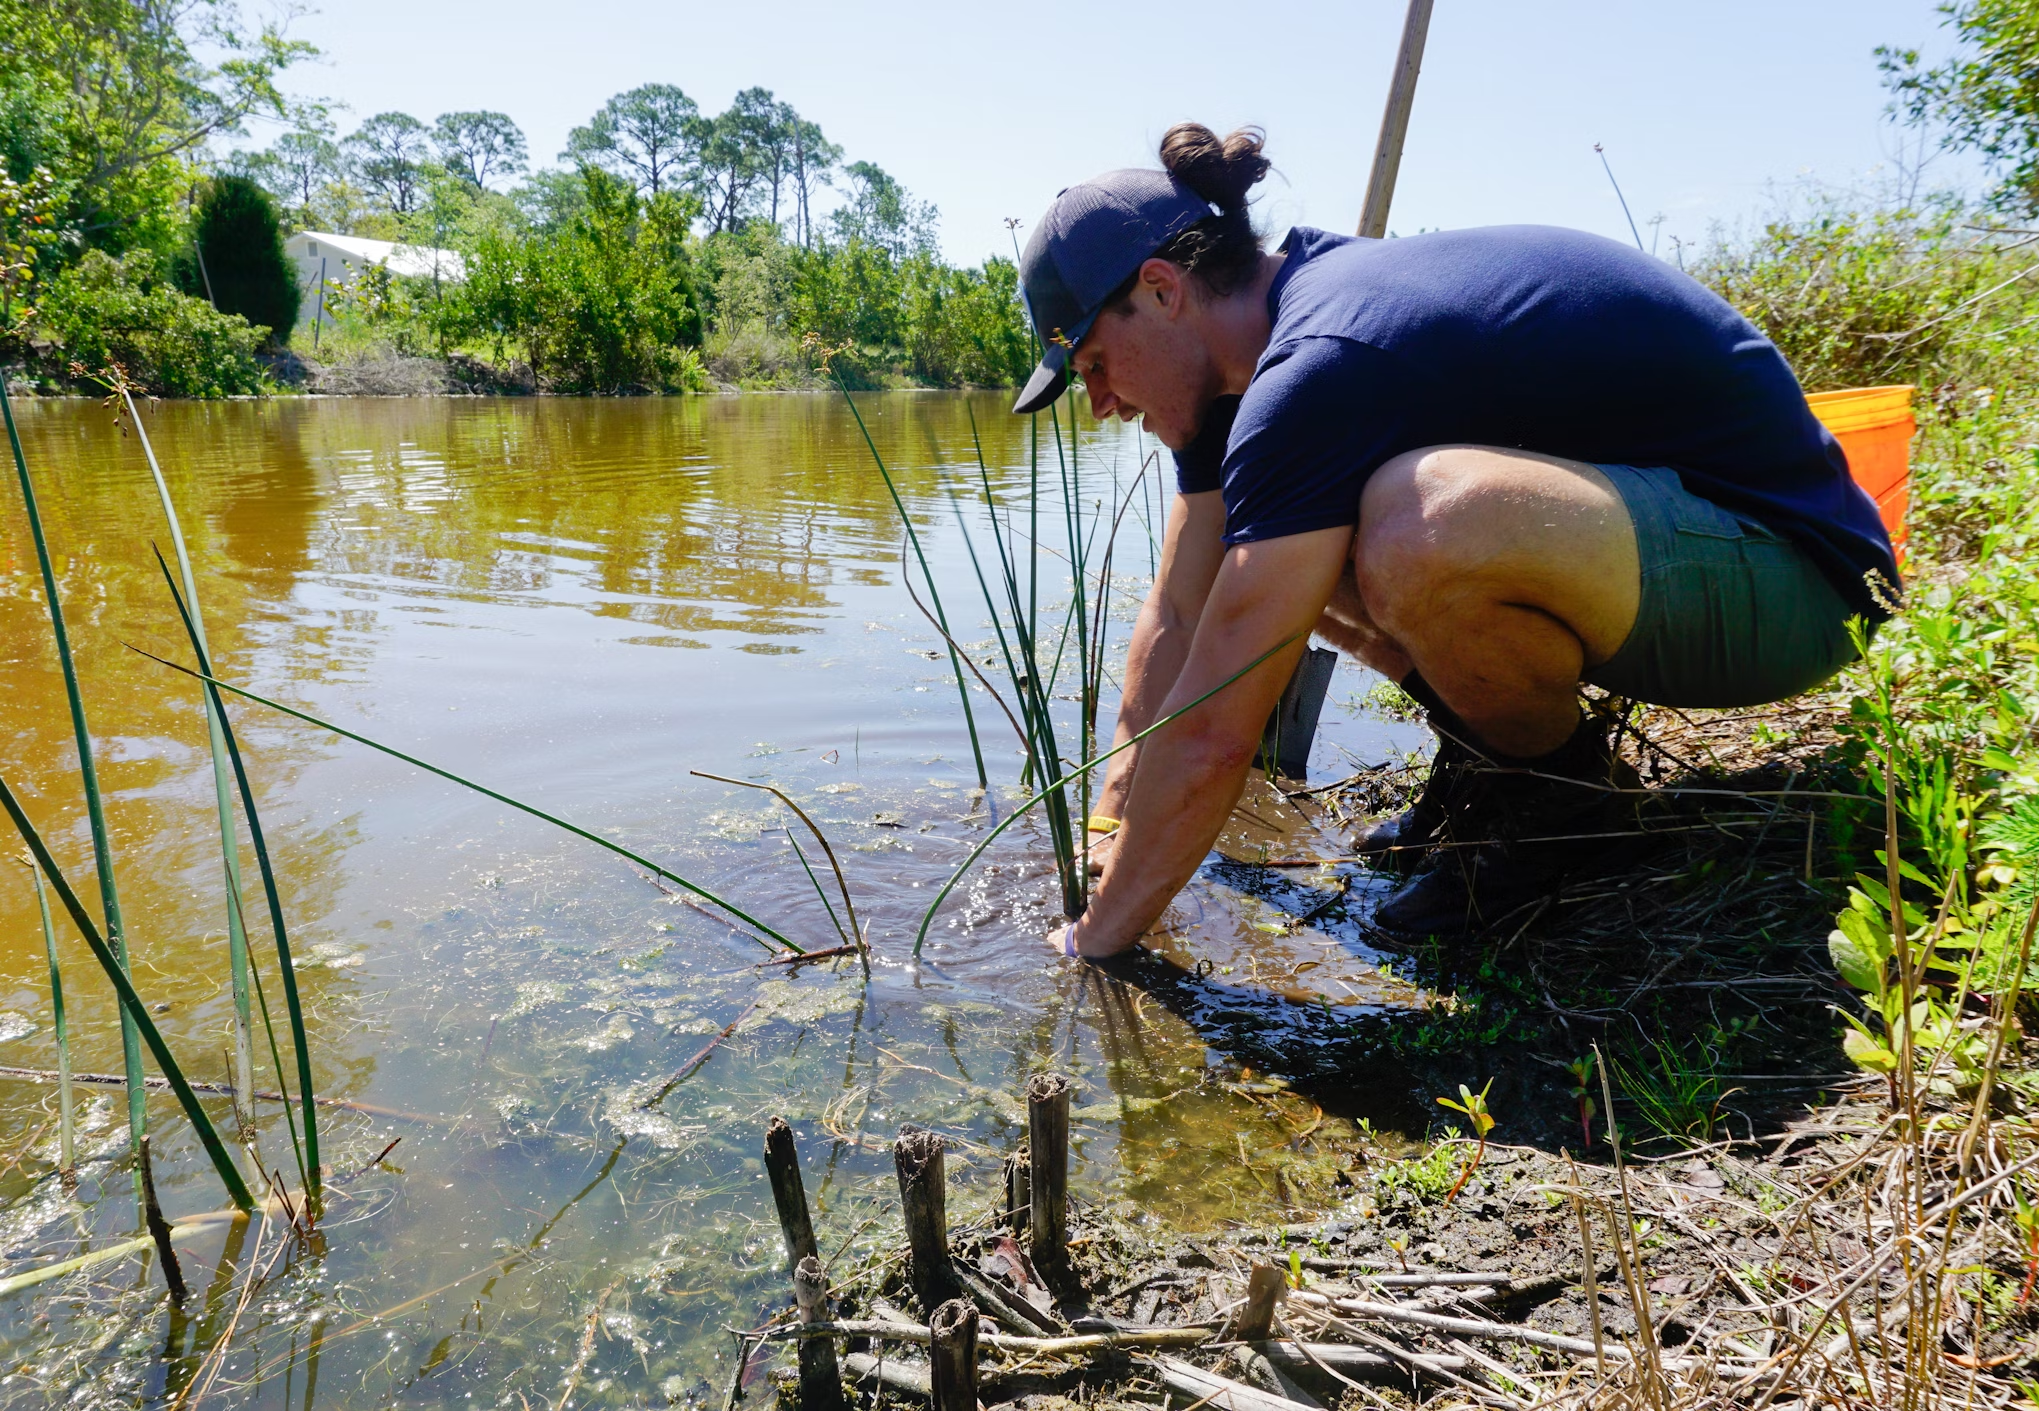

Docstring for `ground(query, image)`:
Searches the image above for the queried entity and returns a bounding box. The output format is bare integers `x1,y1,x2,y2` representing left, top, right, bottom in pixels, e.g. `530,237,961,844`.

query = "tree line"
0,0,1030,396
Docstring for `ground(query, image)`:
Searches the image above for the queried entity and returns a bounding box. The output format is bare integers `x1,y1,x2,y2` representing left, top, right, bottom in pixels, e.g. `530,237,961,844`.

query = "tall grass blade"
688,770,864,976
150,549,317,1209
121,393,257,1122
128,648,803,954
828,376,989,790
21,861,74,1174
0,775,255,1212
0,375,149,1203
913,633,1300,955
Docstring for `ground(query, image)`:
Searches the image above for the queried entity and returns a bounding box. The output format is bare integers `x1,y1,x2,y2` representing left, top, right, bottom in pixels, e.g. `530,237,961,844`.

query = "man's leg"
1323,446,1645,933
1352,446,1640,757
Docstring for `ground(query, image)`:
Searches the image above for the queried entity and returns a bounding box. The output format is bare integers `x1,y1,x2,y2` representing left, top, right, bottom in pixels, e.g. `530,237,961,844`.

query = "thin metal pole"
313,256,326,353
1356,0,1436,239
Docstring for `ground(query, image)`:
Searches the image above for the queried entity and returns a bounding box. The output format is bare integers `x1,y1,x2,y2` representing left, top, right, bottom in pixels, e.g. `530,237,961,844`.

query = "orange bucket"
1806,384,1915,559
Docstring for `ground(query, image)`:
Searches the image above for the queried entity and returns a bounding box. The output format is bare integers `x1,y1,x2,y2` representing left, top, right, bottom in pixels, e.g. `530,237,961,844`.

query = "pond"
0,392,1427,1407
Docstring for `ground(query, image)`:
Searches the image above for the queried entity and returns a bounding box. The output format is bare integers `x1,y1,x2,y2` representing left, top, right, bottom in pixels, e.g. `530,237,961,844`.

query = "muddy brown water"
0,393,1427,1406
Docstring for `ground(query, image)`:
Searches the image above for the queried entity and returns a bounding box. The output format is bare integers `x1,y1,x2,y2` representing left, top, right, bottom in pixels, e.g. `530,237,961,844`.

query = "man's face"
1070,259,1212,451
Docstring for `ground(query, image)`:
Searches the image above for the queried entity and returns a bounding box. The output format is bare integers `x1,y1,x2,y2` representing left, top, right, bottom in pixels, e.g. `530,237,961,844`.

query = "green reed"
131,650,804,955
121,392,257,1123
828,374,990,791
912,633,1300,955
0,376,149,1206
21,861,74,1175
152,550,320,1212
1,776,255,1211
830,381,1152,950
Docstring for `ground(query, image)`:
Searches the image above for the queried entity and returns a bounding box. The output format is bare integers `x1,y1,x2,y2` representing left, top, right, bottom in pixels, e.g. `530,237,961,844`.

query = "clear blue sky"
259,0,1976,266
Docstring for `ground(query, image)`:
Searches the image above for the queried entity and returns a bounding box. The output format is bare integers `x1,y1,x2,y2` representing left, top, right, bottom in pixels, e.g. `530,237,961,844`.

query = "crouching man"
1015,125,1898,956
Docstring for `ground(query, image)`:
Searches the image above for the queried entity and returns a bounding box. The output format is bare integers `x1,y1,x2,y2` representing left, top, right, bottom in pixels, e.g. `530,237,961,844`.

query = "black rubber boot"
1372,710,1641,939
1349,672,1483,875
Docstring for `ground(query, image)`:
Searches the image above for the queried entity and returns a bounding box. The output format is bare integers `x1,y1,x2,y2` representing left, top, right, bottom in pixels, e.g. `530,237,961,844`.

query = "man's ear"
1137,257,1186,316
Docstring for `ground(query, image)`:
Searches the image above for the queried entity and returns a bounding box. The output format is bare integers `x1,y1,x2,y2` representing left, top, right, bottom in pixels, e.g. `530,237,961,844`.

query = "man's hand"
1075,526,1353,955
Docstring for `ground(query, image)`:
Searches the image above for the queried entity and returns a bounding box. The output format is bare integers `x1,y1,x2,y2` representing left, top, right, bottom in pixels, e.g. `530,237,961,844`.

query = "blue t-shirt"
1173,225,1898,615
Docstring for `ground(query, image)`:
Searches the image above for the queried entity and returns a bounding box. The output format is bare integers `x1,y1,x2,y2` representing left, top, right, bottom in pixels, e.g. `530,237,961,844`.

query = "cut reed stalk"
151,549,319,1212
0,376,148,1203
0,775,254,1211
128,649,800,954
122,392,256,1125
21,859,74,1174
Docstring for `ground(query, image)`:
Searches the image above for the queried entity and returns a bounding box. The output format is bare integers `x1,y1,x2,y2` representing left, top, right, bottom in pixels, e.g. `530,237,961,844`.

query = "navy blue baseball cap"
1011,169,1216,415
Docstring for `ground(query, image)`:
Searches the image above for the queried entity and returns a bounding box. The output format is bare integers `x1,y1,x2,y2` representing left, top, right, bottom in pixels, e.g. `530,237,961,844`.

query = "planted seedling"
1436,1079,1496,1207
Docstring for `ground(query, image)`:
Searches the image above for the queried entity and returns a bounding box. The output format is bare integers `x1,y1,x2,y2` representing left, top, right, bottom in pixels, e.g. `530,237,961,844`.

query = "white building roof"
287,230,466,282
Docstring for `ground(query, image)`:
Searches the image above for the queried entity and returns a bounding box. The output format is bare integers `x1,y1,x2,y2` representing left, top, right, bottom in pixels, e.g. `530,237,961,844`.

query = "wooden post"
1356,0,1436,239
1004,1147,1031,1232
1026,1073,1071,1276
928,1297,980,1411
894,1125,962,1314
1236,1261,1287,1342
765,1116,820,1273
139,1135,187,1302
793,1254,846,1411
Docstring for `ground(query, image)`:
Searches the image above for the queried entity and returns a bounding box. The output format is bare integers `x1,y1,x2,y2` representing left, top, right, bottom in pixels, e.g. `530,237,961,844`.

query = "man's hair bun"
1158,123,1270,214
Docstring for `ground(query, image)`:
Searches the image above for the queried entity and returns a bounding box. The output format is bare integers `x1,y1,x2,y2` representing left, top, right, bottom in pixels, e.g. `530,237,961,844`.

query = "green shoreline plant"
0,375,151,1210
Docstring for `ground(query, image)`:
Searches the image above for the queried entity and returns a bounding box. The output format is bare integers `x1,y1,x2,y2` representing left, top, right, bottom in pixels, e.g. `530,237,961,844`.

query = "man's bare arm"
1092,491,1227,824
1072,526,1352,955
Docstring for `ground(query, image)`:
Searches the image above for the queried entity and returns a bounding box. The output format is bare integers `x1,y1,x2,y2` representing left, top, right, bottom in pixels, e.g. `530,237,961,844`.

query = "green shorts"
1581,463,1862,709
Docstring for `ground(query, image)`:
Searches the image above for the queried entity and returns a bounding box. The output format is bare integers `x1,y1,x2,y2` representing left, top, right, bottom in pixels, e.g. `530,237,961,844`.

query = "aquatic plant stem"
828,376,988,790
912,633,1299,956
151,548,321,1210
129,649,802,954
0,775,255,1211
0,374,148,1207
122,391,257,1123
21,860,74,1174
689,771,866,977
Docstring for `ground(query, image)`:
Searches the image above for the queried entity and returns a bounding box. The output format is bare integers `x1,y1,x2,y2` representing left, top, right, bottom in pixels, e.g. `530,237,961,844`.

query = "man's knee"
1353,446,1488,624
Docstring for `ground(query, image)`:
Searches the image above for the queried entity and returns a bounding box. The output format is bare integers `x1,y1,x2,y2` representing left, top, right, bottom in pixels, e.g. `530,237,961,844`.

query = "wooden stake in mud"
765,1116,820,1273
1026,1073,1072,1276
1004,1147,1031,1233
138,1135,187,1302
895,1125,962,1314
1236,1261,1287,1341
928,1297,980,1411
793,1254,846,1411
1356,0,1435,239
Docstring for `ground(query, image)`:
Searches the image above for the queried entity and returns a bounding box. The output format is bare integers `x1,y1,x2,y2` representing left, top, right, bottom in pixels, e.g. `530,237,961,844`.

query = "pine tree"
194,175,299,347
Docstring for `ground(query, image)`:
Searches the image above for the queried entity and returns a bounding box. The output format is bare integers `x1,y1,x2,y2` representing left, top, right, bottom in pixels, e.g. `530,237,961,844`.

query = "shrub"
35,248,267,396
190,175,299,347
1694,206,2039,392
450,168,703,392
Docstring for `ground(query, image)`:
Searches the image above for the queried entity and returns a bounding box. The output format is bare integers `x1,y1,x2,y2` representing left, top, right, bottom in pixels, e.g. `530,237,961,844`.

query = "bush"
190,175,299,348
450,168,704,392
35,248,267,396
1694,206,2039,392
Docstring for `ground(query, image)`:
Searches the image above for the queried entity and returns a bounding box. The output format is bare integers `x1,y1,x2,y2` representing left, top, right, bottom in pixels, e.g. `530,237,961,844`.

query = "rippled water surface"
0,394,1425,1406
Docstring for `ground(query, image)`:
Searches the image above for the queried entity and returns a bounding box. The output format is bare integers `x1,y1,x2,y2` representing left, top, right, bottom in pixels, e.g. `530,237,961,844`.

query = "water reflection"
0,393,1423,1407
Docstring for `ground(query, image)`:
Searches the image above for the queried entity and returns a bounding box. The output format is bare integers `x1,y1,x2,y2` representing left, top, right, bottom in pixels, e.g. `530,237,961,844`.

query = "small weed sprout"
1563,1055,1597,1148
1435,1079,1496,1206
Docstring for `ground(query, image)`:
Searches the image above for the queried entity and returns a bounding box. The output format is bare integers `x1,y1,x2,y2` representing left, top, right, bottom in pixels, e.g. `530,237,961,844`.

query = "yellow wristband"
1086,815,1120,834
